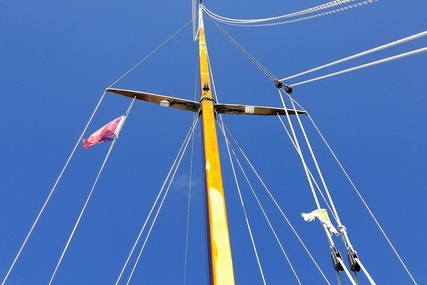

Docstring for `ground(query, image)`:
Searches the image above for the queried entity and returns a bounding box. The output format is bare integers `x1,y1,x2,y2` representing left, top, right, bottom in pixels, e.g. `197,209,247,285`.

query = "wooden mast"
197,4,236,285
106,4,305,282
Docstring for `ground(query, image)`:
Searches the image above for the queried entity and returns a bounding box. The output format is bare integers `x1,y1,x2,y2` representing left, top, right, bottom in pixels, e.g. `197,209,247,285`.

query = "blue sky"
1,1,426,284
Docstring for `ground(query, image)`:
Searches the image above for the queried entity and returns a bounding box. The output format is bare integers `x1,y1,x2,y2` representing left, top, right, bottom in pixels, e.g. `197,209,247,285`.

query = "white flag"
301,209,339,235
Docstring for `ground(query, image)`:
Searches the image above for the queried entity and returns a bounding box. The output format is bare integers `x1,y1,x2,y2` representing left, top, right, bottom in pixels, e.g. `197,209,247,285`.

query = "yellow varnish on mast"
198,6,235,285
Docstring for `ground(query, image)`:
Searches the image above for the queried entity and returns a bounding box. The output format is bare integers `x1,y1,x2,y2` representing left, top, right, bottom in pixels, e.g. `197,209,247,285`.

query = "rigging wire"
276,89,358,284
221,122,267,285
182,121,195,285
293,102,418,284
183,65,201,284
202,0,353,24
218,121,332,284
276,109,376,282
276,90,322,215
209,53,270,283
206,16,276,82
272,103,340,224
203,1,377,27
125,115,199,285
203,3,422,280
210,44,303,284
48,97,136,285
49,137,118,285
218,120,302,285
290,96,414,283
204,4,426,95
250,1,378,28
276,113,338,223
114,114,200,285
208,53,266,284
281,30,427,82
284,90,373,283
210,48,289,283
285,94,378,284
290,47,427,87
285,91,344,231
38,5,419,285
108,18,194,89
8,3,422,285
1,90,107,285
218,119,268,284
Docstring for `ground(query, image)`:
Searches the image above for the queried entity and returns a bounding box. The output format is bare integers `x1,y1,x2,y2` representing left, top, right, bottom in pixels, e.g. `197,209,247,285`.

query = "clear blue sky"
1,1,426,284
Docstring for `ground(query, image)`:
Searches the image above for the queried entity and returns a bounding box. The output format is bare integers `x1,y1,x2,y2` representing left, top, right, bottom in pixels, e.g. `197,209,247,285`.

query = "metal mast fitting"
274,79,293,93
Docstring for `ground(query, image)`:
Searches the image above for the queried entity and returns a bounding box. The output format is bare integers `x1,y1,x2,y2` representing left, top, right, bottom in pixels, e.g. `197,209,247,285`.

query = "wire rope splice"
274,79,293,94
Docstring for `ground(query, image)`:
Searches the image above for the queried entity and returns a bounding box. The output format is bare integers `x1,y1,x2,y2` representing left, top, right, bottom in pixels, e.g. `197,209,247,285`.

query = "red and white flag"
82,116,125,149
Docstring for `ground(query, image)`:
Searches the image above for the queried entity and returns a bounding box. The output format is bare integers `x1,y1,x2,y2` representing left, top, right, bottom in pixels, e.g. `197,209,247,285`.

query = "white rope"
303,110,417,284
212,52,268,285
276,90,322,211
183,114,196,285
108,18,193,88
212,49,264,284
259,1,377,28
207,17,276,81
275,113,339,224
219,122,302,285
114,115,199,284
115,115,199,284
183,70,199,283
48,138,118,285
281,30,427,82
277,89,337,250
211,46,270,283
202,1,353,24
211,47,264,282
125,116,199,285
241,1,377,28
126,167,178,284
287,93,344,228
219,121,332,284
1,91,107,285
354,258,376,284
48,98,135,284
183,60,205,284
221,126,267,285
277,90,360,283
339,257,357,285
291,47,427,87
204,1,377,27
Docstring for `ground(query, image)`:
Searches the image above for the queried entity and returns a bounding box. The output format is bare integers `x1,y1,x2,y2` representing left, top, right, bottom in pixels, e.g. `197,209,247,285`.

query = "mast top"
193,1,204,41
198,4,204,30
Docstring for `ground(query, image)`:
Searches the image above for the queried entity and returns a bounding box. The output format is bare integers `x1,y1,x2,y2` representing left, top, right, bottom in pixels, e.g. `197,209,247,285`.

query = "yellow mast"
106,5,305,282
197,5,235,285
